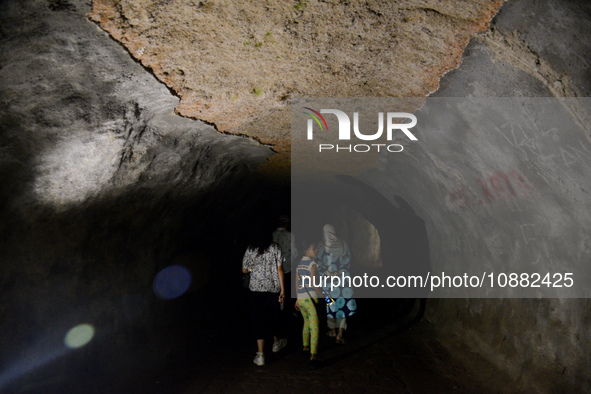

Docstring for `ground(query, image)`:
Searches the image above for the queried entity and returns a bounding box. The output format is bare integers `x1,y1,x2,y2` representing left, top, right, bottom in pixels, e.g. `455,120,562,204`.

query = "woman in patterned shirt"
242,228,287,366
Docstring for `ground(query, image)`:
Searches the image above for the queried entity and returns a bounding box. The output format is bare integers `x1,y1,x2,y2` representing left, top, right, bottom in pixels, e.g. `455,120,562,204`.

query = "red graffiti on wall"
449,169,537,208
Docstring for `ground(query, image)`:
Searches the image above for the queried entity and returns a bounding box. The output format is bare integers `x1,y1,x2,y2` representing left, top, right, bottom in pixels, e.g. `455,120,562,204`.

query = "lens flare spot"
153,265,192,300
64,324,95,349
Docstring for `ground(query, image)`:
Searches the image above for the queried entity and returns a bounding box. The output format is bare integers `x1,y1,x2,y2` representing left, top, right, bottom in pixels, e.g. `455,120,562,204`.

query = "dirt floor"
151,301,517,393
4,297,518,394
173,321,514,393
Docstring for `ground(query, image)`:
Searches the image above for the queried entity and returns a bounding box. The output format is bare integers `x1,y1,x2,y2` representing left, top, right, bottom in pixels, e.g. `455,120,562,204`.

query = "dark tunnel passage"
0,172,294,392
291,176,431,320
1,0,591,392
0,171,429,393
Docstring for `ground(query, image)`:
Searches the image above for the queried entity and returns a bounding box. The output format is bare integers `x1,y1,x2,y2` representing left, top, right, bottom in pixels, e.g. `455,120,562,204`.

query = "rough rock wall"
88,0,504,174
0,0,278,387
366,0,591,390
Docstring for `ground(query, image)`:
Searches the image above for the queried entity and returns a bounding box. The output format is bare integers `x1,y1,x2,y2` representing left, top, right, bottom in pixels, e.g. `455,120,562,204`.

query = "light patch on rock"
34,132,122,206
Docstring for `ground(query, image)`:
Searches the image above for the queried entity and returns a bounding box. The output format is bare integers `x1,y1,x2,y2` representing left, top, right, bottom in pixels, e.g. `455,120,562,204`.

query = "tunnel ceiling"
89,0,504,174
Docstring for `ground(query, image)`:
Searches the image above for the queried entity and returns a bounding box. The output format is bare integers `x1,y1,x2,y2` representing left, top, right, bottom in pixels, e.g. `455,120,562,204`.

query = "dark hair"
300,238,315,252
248,227,274,254
278,215,290,226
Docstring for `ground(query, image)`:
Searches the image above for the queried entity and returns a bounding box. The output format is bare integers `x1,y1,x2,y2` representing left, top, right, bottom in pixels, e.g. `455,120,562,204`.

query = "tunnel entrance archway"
292,175,431,326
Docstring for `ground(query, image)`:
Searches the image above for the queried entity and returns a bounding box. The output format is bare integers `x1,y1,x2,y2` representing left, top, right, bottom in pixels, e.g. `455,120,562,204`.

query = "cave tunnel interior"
1,0,591,392
0,170,427,393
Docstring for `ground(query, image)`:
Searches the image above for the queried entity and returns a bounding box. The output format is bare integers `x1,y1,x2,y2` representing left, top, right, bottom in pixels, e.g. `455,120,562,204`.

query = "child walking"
294,240,323,369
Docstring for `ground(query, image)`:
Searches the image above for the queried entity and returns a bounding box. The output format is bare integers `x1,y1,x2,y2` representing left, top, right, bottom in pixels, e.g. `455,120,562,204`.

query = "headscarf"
323,224,345,256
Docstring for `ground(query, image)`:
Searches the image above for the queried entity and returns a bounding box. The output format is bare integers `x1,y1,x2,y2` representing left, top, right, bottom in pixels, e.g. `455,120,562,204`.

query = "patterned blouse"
242,243,283,293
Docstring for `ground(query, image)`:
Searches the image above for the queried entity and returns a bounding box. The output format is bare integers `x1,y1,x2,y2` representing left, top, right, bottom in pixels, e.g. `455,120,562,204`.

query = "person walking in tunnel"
272,215,298,330
242,229,287,367
294,239,324,368
318,224,357,344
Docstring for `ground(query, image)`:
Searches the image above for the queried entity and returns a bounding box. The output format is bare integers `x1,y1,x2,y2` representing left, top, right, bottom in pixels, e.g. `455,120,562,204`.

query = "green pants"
297,298,319,355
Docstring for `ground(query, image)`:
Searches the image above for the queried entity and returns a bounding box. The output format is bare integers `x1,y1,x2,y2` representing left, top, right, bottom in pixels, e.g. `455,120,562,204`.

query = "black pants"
314,296,328,336
249,291,281,340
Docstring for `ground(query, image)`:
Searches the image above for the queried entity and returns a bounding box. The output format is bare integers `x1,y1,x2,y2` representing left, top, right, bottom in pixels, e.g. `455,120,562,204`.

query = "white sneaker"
253,352,265,366
272,338,287,353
